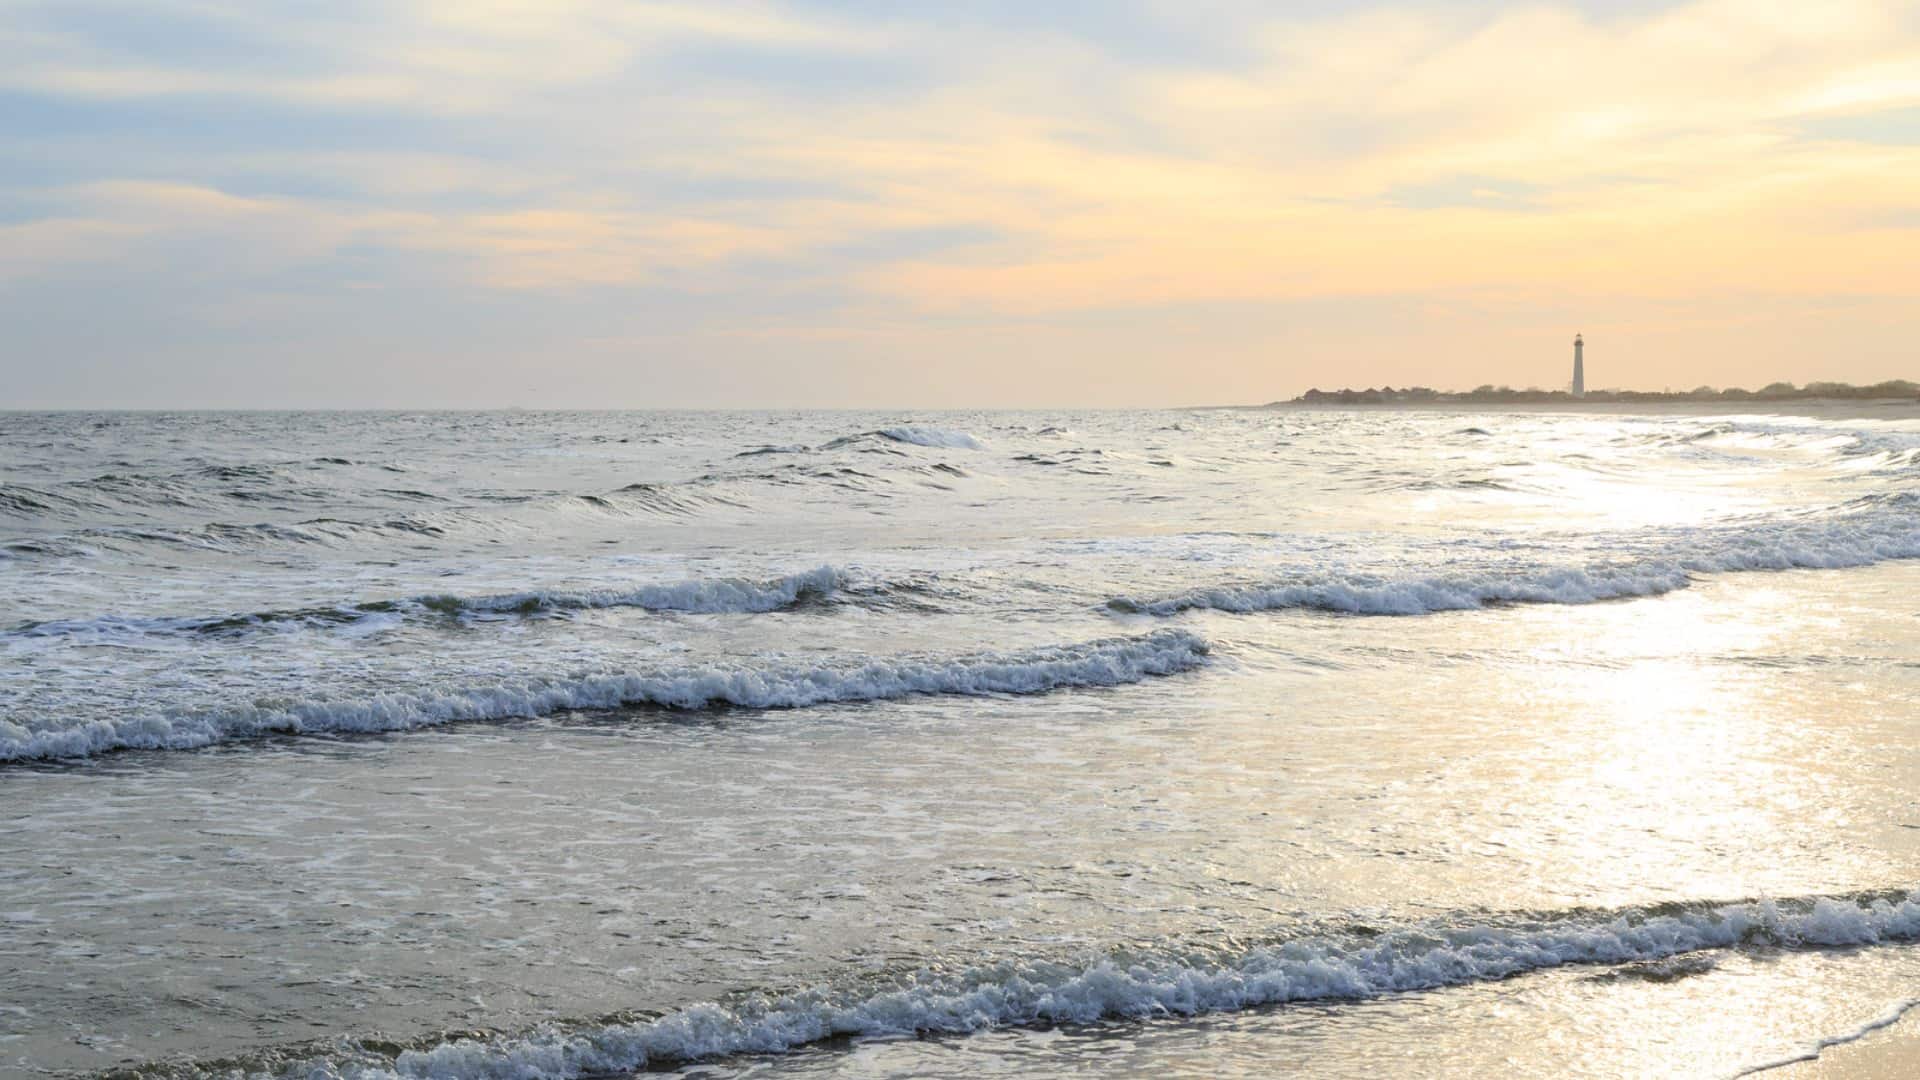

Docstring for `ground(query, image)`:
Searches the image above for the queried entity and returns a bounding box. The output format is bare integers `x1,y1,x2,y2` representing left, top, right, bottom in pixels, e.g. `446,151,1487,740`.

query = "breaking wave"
191,889,1920,1078
424,564,846,617
0,629,1209,763
878,426,986,450
1110,498,1920,617
821,427,987,452
1109,564,1689,616
6,567,853,642
1633,419,1920,476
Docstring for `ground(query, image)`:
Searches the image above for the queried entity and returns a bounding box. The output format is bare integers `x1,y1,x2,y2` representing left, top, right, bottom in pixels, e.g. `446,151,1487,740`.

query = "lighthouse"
1572,333,1585,397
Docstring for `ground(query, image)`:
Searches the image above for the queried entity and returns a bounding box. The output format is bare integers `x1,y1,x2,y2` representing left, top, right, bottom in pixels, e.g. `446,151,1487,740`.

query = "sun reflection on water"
1492,580,1877,907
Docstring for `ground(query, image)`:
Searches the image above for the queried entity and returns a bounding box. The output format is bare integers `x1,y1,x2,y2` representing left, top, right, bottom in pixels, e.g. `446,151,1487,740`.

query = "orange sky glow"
2,0,1916,406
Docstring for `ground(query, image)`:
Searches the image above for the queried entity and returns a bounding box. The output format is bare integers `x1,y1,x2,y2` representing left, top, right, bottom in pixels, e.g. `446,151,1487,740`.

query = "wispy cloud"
1,0,1916,405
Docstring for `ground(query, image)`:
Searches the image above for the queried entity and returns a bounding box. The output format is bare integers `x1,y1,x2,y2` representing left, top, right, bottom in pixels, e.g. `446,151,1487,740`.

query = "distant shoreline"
1272,380,1920,417
1264,397,1920,421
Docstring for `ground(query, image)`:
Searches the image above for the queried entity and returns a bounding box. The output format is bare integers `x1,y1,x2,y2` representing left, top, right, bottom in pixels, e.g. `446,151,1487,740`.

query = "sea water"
4,407,1920,1077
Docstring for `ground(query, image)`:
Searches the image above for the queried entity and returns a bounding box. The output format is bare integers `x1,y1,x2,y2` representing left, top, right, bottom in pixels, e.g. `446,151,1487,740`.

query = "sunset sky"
4,0,1917,407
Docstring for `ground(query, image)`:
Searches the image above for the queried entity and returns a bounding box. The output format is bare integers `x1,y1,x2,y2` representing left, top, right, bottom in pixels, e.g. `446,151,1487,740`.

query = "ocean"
4,407,1919,1078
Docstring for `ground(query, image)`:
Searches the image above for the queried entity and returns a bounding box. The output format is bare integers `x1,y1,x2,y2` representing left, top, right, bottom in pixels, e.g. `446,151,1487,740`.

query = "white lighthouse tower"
1572,333,1585,397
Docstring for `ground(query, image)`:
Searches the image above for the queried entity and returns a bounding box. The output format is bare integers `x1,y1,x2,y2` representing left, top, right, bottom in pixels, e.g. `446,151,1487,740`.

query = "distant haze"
2,1,1916,408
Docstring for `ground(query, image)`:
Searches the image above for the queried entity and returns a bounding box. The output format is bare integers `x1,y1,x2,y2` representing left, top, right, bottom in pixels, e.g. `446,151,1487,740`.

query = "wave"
60,517,448,553
0,463,338,521
1,536,94,560
1013,448,1110,474
6,567,853,642
217,889,1920,1078
1392,476,1515,493
0,484,91,517
6,435,993,561
426,565,846,617
592,481,747,517
1639,421,1738,446
1637,419,1920,475
9,478,742,560
821,427,986,452
0,629,1209,763
1109,564,1693,616
1110,498,1920,617
879,426,986,450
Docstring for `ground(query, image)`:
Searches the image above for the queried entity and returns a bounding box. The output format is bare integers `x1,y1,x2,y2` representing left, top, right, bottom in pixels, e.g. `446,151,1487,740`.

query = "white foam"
442,565,847,616
876,427,987,450
7,567,852,643
1111,499,1920,616
0,629,1209,763
1111,564,1693,616
303,892,1920,1079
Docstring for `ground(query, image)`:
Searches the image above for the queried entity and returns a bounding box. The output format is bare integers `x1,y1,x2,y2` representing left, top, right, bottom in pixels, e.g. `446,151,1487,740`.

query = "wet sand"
1776,1009,1920,1079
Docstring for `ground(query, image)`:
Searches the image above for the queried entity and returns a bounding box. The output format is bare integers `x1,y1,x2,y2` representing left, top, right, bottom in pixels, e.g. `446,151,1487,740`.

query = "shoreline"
1261,398,1920,421
1769,1003,1920,1079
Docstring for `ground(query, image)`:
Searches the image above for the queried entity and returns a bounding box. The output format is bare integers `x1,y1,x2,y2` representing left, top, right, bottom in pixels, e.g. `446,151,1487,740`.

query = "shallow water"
3,408,1919,1077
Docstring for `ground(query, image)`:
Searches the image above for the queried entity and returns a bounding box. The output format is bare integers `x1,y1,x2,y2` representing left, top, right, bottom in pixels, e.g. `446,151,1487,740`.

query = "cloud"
2,0,1917,405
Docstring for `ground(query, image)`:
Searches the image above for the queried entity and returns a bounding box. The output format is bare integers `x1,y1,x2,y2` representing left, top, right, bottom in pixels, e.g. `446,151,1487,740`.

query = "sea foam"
286,891,1920,1079
878,426,987,450
1110,498,1920,617
425,564,847,616
7,566,852,642
1109,564,1692,617
821,427,987,451
0,629,1209,762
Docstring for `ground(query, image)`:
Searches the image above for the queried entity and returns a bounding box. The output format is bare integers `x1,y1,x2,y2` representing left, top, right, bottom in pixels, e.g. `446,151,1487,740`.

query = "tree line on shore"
1284,380,1920,405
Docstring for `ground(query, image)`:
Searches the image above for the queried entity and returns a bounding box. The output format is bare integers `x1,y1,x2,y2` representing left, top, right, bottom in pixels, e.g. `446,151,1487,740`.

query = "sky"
2,0,1917,408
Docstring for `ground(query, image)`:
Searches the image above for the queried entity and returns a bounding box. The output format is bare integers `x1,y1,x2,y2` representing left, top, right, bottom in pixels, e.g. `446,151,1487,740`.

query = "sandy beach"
1774,1008,1920,1079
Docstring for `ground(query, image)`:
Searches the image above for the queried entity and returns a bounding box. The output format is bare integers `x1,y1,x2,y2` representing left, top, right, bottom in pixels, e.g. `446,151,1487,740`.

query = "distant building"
1572,333,1585,397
